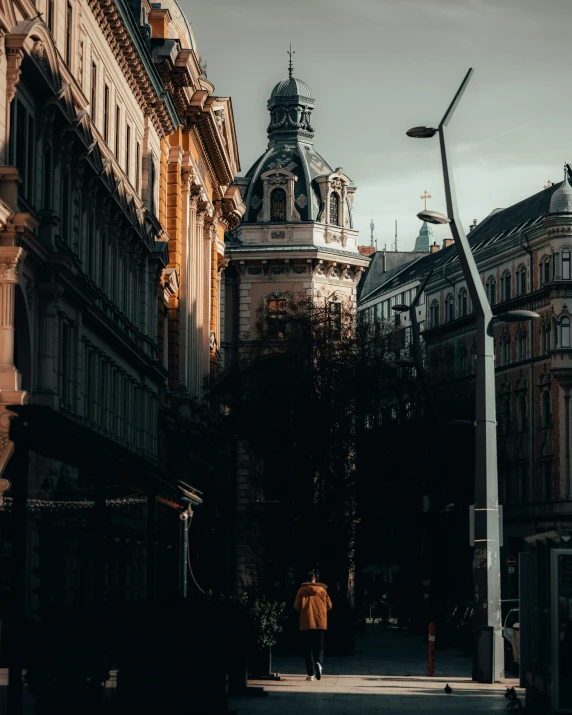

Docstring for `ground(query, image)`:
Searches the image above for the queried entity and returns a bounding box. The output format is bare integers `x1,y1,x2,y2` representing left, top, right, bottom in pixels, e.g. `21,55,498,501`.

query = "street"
230,625,521,714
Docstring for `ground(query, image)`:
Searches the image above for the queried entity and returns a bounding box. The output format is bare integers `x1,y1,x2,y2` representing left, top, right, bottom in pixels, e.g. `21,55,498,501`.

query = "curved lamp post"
406,69,539,683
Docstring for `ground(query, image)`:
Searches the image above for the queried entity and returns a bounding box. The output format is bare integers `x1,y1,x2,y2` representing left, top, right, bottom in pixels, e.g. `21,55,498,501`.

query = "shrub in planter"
242,595,286,677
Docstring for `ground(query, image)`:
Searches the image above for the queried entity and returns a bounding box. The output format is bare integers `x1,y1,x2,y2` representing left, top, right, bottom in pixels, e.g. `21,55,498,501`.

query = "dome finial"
549,163,572,214
287,43,295,78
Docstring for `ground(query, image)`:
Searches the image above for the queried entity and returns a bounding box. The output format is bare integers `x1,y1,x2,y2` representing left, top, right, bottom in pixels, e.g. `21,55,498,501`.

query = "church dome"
550,166,572,214
270,77,313,100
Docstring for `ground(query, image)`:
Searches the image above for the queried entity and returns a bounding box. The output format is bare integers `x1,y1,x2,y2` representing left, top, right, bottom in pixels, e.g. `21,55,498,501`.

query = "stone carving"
248,267,262,275
31,41,49,77
0,256,20,282
6,48,24,103
315,264,326,276
267,154,297,172
325,232,341,245
295,194,308,208
250,195,262,210
292,266,306,274
271,231,285,240
268,173,288,186
331,177,344,192
271,267,284,275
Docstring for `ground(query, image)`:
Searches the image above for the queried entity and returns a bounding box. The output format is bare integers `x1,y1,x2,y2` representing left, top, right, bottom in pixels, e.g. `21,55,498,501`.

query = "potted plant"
246,596,286,679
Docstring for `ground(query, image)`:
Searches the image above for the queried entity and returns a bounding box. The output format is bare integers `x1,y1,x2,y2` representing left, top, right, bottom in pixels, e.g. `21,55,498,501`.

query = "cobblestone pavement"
229,625,522,714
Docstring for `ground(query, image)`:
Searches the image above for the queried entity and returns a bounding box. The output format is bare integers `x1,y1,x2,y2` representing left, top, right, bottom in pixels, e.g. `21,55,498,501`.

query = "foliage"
248,596,287,648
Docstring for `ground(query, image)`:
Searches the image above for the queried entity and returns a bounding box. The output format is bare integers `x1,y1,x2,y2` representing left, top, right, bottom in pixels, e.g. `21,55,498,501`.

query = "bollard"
428,622,436,677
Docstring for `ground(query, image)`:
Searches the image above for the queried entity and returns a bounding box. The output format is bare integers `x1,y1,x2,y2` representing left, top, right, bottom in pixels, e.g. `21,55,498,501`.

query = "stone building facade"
0,0,243,669
222,64,368,589
358,169,572,583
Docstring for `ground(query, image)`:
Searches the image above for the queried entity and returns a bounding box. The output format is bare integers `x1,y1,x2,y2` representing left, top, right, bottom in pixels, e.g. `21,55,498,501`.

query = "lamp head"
417,210,450,225
495,310,540,322
406,126,438,139
392,304,410,312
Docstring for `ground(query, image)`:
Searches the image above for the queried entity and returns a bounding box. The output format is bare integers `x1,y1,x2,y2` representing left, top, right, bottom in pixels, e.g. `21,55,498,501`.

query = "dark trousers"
303,629,325,676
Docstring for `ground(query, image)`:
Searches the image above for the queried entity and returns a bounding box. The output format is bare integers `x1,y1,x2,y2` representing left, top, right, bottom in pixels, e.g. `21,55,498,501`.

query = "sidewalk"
229,625,522,714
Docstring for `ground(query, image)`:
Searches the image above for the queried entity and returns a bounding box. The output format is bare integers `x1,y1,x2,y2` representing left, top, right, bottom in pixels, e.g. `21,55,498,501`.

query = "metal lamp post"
406,69,539,682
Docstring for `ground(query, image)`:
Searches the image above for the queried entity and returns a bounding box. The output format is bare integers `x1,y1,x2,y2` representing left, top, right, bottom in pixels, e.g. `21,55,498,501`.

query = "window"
502,334,511,366
148,155,156,215
61,322,70,407
553,317,559,349
518,330,527,361
502,398,511,435
517,394,527,432
542,323,551,355
267,296,287,338
563,250,571,280
541,461,553,501
103,85,110,142
136,142,141,193
47,0,54,33
486,277,496,307
562,317,571,348
542,389,552,428
457,288,468,317
445,294,454,322
91,62,97,120
502,272,511,301
328,301,342,339
518,463,530,504
61,172,70,243
65,3,72,66
100,228,107,291
270,188,286,222
87,211,95,277
519,266,527,296
43,147,52,209
430,300,439,327
115,105,120,157
544,258,551,284
125,124,131,177
11,99,35,202
329,192,339,225
456,342,467,376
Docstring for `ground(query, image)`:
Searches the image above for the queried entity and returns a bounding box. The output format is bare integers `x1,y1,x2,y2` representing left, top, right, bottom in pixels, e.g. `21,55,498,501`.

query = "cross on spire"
420,190,432,211
287,43,295,78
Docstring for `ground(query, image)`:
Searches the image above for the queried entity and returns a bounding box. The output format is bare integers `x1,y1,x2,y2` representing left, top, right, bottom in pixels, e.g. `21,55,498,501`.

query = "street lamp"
406,68,539,683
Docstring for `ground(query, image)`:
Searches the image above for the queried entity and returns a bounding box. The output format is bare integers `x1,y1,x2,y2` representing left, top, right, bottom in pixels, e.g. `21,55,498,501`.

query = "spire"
549,164,572,214
414,222,434,252
287,43,295,79
369,219,375,248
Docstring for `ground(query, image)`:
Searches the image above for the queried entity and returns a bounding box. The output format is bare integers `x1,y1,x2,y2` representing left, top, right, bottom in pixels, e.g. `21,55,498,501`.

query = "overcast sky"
181,0,572,251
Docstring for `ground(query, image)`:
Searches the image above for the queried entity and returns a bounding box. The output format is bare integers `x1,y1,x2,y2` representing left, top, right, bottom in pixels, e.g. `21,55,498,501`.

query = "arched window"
270,188,287,222
502,334,511,366
518,394,527,433
542,389,552,428
502,398,511,435
329,192,339,225
562,317,571,348
553,317,559,349
564,250,572,281
544,258,551,284
502,272,512,301
486,277,496,307
518,329,527,361
430,300,439,327
445,294,454,322
519,266,527,296
457,288,468,317
542,323,551,355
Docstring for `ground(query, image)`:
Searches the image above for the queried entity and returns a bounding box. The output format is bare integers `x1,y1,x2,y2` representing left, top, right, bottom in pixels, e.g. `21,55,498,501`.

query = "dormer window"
270,188,287,222
329,192,340,226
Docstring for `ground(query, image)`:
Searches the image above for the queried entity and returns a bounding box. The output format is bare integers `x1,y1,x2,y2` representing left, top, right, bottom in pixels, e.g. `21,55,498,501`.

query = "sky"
181,0,572,251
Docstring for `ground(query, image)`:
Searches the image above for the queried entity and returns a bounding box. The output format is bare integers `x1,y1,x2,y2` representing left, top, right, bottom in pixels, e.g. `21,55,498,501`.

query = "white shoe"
316,662,322,680
306,675,315,681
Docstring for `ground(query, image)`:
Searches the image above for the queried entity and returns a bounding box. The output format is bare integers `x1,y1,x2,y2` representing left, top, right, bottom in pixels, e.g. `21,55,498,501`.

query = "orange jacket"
293,582,333,631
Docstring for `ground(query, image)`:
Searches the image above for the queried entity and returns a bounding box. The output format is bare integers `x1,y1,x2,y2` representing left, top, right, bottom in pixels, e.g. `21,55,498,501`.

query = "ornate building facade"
357,169,572,602
0,0,243,697
222,62,369,589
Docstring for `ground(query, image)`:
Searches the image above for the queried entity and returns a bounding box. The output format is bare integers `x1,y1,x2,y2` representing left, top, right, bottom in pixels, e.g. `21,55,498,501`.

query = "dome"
270,77,313,100
550,166,572,214
160,0,196,50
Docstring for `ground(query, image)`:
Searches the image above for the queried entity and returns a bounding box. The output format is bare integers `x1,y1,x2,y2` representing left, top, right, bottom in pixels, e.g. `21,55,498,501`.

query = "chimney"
442,238,454,248
430,242,440,254
469,219,478,232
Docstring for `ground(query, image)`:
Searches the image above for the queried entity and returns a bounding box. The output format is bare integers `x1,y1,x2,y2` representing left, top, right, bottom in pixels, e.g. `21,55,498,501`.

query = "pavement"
228,624,523,714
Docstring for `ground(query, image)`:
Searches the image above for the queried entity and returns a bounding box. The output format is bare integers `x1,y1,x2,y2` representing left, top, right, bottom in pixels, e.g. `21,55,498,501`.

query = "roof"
271,77,313,100
225,243,370,264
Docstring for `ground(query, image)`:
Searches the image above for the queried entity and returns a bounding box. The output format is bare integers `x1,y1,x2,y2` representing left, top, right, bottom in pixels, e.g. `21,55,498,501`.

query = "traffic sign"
506,556,517,568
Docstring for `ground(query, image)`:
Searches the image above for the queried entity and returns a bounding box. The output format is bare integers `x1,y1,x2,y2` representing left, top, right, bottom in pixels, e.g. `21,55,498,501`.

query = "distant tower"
394,220,398,252
370,219,375,249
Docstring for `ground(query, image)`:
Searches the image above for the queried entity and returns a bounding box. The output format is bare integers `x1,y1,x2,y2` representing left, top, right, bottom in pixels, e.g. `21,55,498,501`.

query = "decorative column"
194,204,207,398
36,283,64,400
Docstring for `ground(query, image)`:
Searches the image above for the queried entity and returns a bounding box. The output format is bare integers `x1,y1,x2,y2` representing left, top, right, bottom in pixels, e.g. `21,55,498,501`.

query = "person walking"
293,572,332,681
